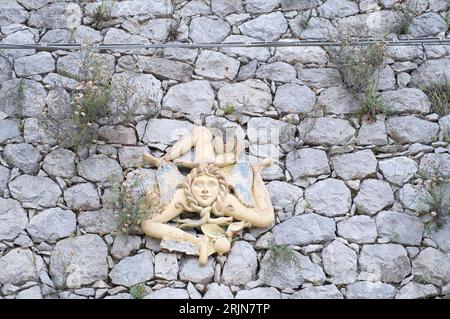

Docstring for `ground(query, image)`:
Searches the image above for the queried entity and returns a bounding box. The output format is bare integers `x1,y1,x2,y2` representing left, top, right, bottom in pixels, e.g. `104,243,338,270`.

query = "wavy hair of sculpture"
175,163,229,217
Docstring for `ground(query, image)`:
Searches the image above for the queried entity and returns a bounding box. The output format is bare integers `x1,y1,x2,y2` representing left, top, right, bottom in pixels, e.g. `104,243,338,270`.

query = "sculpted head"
191,174,220,207
181,163,228,212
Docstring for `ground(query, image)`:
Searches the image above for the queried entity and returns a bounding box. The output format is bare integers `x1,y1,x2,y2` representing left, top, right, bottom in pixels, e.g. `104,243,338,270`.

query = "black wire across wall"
0,37,449,51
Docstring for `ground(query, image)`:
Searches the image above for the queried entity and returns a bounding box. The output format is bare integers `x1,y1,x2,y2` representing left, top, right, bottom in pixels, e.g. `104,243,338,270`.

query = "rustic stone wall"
0,0,449,299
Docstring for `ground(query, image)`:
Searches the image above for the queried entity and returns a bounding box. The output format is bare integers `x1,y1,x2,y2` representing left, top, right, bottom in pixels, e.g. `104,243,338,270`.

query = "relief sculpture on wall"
141,126,275,265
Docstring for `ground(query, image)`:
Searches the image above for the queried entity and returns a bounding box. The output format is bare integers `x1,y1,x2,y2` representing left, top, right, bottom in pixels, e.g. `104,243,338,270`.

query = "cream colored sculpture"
141,126,274,265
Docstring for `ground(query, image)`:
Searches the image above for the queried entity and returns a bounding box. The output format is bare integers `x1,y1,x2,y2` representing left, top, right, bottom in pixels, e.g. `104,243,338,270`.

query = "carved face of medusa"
191,174,220,207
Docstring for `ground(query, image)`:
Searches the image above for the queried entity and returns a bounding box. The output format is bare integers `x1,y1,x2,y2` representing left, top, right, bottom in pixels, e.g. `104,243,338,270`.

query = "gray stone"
0,166,9,194
357,118,388,146
245,0,280,13
0,198,28,241
189,16,230,43
203,283,234,299
386,116,439,144
318,0,359,18
177,0,210,17
376,65,396,91
103,28,149,54
273,213,336,245
0,56,12,81
440,115,450,141
9,175,61,208
0,249,43,285
163,44,198,64
77,155,124,183
247,117,295,146
337,215,378,244
221,35,271,61
57,51,115,80
239,12,287,41
322,241,357,284
222,241,257,286
40,29,70,44
305,179,352,217
205,116,246,141
0,30,35,59
218,80,272,115
412,247,450,286
275,42,328,65
140,19,171,42
50,234,109,289
27,208,76,243
332,150,377,180
43,73,78,91
137,56,193,82
290,285,344,299
75,25,102,44
399,184,431,212
259,249,325,289
295,17,338,40
0,0,28,26
359,244,411,283
42,148,77,179
235,287,281,299
386,46,424,61
0,119,20,144
109,251,154,287
16,286,43,299
428,217,450,253
118,146,149,168
144,288,189,299
179,257,214,285
286,148,330,181
255,62,297,83
194,50,240,81
395,282,438,299
418,153,450,179
143,119,194,151
280,0,319,10
109,72,163,116
298,117,355,146
376,211,423,246
297,68,343,89
28,2,82,29
111,235,142,260
104,293,133,299
408,13,447,37
23,118,57,145
318,87,360,115
3,143,42,175
273,83,316,114
410,58,450,88
354,179,394,216
64,183,101,211
14,52,55,77
346,281,397,299
0,79,47,117
98,126,137,145
337,11,402,37
379,157,418,186
443,282,450,295
162,80,214,122
160,238,198,256
103,0,173,17
208,0,237,17
154,252,178,281
266,181,303,211
380,89,431,114
78,210,118,235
